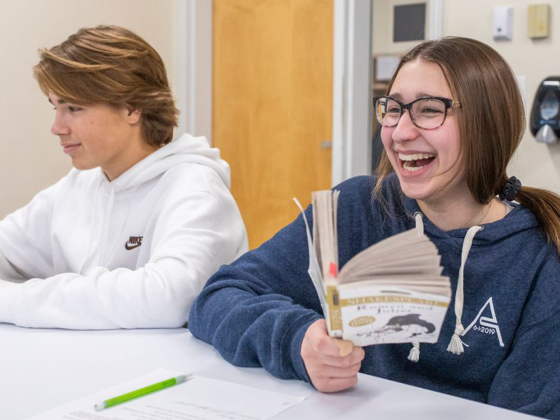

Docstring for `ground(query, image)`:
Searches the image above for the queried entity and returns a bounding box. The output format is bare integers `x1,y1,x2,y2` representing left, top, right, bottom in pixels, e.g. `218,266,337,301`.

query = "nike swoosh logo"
125,243,142,251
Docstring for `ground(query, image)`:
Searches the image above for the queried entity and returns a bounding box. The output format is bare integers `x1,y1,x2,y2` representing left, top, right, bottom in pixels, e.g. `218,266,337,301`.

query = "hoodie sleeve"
0,185,58,281
487,256,560,419
0,185,248,329
188,209,324,382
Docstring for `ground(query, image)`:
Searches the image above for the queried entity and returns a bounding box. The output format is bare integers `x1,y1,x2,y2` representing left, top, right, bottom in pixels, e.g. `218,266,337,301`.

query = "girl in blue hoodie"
189,37,560,418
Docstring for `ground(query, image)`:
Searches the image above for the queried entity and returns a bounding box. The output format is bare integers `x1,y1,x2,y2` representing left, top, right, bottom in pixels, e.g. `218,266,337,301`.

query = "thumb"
330,337,354,356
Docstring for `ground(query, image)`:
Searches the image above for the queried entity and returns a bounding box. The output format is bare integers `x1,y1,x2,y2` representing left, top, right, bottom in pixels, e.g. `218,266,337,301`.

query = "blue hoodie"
189,174,560,419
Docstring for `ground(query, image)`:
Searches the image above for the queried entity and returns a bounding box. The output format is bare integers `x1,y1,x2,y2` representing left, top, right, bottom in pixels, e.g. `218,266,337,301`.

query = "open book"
295,190,451,347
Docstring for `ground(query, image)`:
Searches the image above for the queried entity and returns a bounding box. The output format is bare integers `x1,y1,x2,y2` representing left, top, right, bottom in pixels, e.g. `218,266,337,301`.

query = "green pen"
94,374,192,411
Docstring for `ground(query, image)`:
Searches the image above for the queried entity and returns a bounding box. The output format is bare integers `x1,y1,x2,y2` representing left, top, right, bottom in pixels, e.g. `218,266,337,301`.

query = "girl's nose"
391,109,420,143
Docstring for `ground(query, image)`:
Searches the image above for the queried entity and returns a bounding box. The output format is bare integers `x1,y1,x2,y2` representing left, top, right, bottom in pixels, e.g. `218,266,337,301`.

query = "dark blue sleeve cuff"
286,312,322,383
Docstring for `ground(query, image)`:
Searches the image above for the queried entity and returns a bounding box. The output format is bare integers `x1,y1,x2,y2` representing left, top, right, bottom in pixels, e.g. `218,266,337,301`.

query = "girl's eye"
419,107,443,115
68,106,82,113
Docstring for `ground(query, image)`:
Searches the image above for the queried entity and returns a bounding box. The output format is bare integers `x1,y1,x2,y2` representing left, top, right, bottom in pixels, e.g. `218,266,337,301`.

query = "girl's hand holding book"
301,319,364,393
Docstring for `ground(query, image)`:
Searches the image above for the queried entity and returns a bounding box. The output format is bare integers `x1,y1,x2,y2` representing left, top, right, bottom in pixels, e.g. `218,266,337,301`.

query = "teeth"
403,164,427,172
398,152,435,172
398,153,435,161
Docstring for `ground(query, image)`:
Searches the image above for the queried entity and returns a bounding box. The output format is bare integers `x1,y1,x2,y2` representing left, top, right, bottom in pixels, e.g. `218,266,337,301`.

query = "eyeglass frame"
373,96,461,130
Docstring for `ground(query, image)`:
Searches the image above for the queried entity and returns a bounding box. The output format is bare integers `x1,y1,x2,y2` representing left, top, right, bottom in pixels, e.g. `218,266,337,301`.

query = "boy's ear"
126,107,142,125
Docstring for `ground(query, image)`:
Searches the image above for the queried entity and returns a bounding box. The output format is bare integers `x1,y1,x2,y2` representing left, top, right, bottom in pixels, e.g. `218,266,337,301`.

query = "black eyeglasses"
374,96,461,130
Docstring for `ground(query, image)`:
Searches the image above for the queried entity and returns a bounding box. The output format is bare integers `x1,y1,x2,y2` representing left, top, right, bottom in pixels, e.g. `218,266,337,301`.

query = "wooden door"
213,0,333,249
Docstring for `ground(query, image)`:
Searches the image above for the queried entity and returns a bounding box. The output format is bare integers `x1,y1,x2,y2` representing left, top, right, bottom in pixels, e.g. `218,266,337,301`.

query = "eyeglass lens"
375,97,447,129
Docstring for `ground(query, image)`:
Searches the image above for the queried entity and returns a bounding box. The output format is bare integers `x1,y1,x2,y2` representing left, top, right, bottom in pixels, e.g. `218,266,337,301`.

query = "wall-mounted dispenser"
530,77,560,143
493,6,513,41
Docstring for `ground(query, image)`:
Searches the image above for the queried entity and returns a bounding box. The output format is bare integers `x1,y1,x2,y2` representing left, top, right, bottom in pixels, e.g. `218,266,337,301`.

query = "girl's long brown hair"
375,37,560,255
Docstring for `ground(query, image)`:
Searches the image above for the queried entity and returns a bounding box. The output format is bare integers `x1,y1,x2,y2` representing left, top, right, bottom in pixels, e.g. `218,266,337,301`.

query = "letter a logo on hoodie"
462,297,504,347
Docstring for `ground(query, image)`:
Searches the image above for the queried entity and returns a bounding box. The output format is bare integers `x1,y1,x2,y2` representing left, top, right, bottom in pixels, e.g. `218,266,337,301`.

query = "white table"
0,324,537,420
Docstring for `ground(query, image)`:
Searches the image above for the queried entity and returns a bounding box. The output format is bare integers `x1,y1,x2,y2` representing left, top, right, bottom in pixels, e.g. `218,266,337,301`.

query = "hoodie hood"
99,133,231,191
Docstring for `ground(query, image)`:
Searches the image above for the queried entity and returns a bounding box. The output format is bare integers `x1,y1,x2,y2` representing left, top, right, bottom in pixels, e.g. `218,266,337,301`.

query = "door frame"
332,0,374,186
331,0,443,185
177,0,213,144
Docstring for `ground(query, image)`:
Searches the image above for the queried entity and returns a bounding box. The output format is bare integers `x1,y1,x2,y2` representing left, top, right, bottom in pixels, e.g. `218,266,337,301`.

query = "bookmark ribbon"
329,261,338,278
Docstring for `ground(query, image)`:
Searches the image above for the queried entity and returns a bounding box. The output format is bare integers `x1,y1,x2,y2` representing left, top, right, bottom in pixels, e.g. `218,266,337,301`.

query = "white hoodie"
0,133,248,329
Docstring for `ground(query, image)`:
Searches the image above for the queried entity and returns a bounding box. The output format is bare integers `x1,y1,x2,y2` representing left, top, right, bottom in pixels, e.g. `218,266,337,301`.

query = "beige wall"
0,0,180,217
373,0,560,194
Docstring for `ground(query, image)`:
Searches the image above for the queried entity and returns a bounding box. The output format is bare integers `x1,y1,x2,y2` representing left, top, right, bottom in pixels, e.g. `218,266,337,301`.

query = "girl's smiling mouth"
398,152,436,172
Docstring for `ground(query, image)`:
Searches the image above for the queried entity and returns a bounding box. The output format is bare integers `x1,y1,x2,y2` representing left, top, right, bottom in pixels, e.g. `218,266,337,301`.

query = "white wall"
0,0,181,217
373,0,560,194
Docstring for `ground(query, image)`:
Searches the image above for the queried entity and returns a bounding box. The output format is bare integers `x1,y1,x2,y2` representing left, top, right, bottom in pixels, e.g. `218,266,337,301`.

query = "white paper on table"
27,368,305,420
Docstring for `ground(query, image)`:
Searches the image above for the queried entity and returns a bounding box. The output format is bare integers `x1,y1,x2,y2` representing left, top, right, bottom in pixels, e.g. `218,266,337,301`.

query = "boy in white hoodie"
0,25,248,329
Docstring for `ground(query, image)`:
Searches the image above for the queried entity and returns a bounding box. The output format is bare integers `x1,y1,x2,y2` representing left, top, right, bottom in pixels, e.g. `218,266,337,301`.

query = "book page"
293,197,327,314
312,192,322,270
339,276,452,297
345,256,443,278
338,230,440,281
333,189,340,276
342,284,451,296
341,237,438,270
313,191,338,283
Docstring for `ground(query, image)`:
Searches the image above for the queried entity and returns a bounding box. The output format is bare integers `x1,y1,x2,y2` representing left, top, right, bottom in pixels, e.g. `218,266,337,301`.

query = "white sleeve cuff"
0,280,21,325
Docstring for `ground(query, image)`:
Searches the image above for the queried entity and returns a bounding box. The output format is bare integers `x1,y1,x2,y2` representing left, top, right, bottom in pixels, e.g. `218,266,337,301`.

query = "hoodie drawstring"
408,212,482,362
99,188,116,265
447,225,482,355
407,212,425,363
78,182,101,274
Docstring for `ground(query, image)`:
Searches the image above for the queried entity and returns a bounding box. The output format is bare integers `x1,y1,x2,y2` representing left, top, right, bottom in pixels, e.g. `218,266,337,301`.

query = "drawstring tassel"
447,325,469,355
414,212,424,236
408,342,420,362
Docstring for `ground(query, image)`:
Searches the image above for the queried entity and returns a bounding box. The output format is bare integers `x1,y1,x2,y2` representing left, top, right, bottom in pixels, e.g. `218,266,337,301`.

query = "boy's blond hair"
34,25,178,146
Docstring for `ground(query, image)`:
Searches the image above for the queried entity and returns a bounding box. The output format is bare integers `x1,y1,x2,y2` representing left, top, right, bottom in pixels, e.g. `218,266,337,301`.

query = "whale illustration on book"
376,314,436,336
357,314,437,342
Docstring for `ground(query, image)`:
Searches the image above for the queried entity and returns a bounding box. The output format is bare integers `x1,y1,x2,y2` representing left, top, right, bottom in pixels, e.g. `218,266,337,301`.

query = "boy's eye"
68,106,82,112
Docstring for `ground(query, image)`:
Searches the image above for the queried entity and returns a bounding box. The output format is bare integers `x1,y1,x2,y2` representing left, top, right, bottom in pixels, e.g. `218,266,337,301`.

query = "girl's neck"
417,192,507,232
